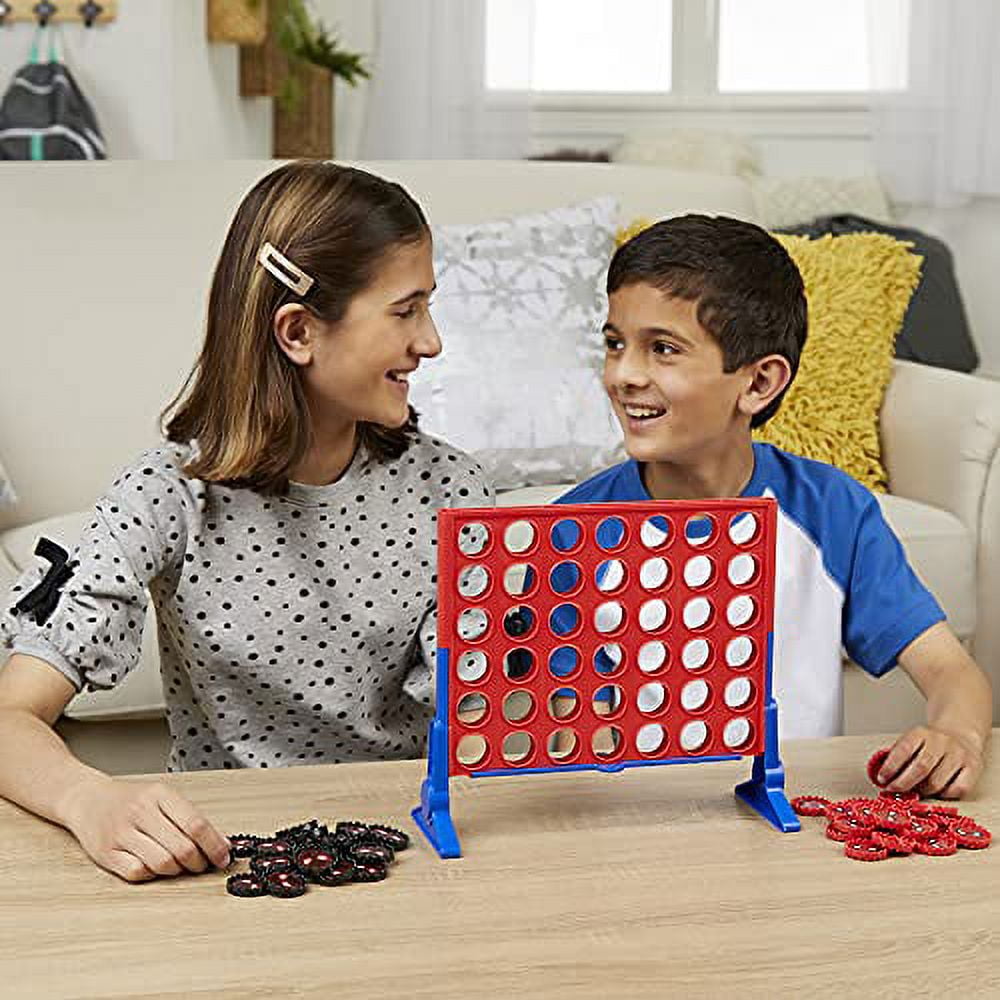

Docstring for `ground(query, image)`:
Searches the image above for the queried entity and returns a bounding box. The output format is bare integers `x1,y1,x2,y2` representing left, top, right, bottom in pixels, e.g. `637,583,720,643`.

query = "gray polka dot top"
0,433,493,771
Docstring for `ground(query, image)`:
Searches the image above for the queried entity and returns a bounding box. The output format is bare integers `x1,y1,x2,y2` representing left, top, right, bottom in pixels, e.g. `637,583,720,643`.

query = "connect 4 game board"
413,499,800,858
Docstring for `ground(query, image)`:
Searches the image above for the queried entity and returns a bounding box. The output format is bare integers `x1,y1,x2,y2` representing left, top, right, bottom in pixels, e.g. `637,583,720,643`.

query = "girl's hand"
61,776,231,882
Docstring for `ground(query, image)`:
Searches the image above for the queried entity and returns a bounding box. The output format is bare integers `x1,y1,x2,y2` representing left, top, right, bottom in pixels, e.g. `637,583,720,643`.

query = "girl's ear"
738,354,793,420
273,303,317,367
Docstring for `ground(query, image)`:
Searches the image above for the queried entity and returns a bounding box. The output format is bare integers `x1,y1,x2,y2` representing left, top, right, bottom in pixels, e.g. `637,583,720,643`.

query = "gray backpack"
0,33,106,160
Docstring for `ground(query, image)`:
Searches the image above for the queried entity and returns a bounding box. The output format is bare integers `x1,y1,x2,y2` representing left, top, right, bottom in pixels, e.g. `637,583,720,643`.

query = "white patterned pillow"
412,197,624,490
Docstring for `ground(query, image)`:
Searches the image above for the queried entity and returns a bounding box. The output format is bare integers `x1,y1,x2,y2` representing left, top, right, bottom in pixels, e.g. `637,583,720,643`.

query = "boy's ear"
738,354,793,420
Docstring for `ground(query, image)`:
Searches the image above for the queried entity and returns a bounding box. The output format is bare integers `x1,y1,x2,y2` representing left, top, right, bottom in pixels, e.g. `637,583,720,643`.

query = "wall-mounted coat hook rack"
0,0,116,25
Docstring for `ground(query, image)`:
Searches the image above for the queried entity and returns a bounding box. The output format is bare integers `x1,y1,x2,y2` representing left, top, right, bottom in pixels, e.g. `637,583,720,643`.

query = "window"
486,0,909,99
485,0,672,93
718,0,909,93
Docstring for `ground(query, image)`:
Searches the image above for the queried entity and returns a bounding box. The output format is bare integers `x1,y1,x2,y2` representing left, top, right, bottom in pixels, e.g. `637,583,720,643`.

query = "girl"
0,161,492,882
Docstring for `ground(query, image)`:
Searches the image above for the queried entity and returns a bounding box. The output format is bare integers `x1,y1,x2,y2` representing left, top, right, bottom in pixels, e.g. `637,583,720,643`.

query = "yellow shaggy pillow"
614,221,922,491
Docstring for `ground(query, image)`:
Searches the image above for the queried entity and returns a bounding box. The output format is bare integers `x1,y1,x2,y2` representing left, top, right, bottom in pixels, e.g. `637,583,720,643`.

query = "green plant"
276,0,370,85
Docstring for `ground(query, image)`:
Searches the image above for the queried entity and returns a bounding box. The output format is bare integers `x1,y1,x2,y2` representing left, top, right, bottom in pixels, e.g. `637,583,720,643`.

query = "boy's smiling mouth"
622,402,666,420
618,399,670,433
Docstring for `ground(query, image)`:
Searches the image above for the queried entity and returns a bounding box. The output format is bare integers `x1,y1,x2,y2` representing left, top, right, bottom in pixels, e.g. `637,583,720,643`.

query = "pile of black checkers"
791,748,992,862
224,819,409,898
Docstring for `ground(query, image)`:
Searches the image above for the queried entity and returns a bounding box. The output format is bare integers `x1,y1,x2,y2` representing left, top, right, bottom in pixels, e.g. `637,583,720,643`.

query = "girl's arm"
0,653,231,880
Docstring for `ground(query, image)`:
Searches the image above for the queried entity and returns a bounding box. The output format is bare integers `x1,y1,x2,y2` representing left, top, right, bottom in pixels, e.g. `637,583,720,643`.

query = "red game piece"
878,789,919,804
906,816,942,839
952,822,991,849
875,806,911,832
824,802,854,821
845,839,889,862
871,831,915,855
832,816,874,838
791,795,830,817
866,748,891,787
826,821,854,843
914,833,958,856
846,799,881,824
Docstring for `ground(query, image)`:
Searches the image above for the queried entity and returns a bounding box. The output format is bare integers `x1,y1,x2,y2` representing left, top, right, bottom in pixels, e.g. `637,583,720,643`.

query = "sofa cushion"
1,513,165,720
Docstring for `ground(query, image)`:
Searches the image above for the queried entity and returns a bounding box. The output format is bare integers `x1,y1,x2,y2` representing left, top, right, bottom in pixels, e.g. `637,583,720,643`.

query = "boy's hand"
61,774,231,882
879,725,986,799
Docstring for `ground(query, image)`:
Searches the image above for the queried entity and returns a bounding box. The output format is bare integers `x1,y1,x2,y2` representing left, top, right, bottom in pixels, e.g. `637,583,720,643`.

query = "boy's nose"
610,353,650,388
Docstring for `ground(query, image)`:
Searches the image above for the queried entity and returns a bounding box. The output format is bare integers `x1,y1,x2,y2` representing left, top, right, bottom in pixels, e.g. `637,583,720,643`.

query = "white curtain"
359,0,533,159
869,0,1000,206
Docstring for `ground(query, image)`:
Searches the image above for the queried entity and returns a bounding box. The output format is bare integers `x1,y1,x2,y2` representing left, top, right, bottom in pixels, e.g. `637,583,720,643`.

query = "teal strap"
28,25,59,64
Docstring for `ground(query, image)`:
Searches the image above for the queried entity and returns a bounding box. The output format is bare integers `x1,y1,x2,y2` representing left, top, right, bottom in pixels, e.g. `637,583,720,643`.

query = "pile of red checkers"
791,748,992,862
224,818,410,898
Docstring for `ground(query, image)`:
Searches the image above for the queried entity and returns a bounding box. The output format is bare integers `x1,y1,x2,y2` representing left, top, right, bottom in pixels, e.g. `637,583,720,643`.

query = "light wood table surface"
1,732,997,999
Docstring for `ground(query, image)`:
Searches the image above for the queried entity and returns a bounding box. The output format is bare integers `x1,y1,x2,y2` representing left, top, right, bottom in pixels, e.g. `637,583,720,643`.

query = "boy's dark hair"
607,214,808,429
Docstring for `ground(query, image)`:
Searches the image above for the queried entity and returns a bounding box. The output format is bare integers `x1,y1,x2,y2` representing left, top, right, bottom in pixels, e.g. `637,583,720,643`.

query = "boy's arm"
877,621,992,798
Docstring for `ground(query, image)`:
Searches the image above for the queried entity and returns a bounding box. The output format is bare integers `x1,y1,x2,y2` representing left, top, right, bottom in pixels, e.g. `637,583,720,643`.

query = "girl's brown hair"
161,161,430,494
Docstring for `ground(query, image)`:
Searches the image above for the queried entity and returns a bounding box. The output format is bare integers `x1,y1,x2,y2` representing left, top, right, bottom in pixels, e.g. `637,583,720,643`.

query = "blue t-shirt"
555,442,944,739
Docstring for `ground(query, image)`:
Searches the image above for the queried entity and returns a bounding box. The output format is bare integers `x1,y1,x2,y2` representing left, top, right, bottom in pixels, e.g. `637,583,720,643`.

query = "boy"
558,215,991,797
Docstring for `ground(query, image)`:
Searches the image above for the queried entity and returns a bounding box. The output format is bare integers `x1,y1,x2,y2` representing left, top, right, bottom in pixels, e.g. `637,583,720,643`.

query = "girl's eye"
653,341,677,356
395,304,419,319
604,336,623,352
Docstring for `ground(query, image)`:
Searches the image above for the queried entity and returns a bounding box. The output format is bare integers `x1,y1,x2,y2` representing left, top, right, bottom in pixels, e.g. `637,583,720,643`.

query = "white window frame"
487,0,884,141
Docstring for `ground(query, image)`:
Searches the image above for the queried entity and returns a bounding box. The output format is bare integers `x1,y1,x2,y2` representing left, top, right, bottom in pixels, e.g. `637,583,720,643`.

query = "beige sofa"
1,159,998,773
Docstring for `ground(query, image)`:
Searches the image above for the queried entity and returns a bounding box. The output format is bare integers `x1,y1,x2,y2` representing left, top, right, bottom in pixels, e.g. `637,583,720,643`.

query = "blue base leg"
734,699,800,833
412,656,463,857
412,779,461,859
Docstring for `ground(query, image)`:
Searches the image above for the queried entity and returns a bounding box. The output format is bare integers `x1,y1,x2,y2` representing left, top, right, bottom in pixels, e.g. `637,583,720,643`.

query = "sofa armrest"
881,360,1000,537
881,359,1000,714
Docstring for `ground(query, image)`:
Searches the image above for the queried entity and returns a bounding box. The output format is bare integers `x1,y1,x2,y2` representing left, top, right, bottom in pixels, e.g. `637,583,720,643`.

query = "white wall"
0,0,270,158
1,0,996,375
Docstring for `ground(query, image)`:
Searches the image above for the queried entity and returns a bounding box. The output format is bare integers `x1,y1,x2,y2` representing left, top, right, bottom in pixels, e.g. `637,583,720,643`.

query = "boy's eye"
604,335,623,352
653,341,677,356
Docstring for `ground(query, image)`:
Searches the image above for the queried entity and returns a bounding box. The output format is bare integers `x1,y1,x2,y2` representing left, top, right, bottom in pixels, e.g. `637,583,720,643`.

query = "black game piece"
351,842,395,867
255,838,293,859
226,873,267,898
367,825,410,852
227,834,260,859
315,860,355,887
266,871,307,898
352,860,388,883
250,855,295,878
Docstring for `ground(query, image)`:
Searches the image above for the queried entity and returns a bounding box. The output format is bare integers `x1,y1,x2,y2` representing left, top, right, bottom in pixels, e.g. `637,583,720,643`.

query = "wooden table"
1,732,997,999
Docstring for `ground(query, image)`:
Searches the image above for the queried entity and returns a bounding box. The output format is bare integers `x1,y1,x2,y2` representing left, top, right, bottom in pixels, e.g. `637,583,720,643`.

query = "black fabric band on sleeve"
13,537,77,626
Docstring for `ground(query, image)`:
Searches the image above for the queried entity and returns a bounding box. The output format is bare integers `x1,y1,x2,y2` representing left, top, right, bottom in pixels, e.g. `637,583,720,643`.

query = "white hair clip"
257,241,316,296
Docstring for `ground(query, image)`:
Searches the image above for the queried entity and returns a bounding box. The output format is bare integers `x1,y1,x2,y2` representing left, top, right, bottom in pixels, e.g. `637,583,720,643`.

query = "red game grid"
437,499,777,776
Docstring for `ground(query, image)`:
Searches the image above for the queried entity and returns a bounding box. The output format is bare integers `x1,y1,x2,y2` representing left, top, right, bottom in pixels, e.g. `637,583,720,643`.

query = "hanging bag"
0,28,107,160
